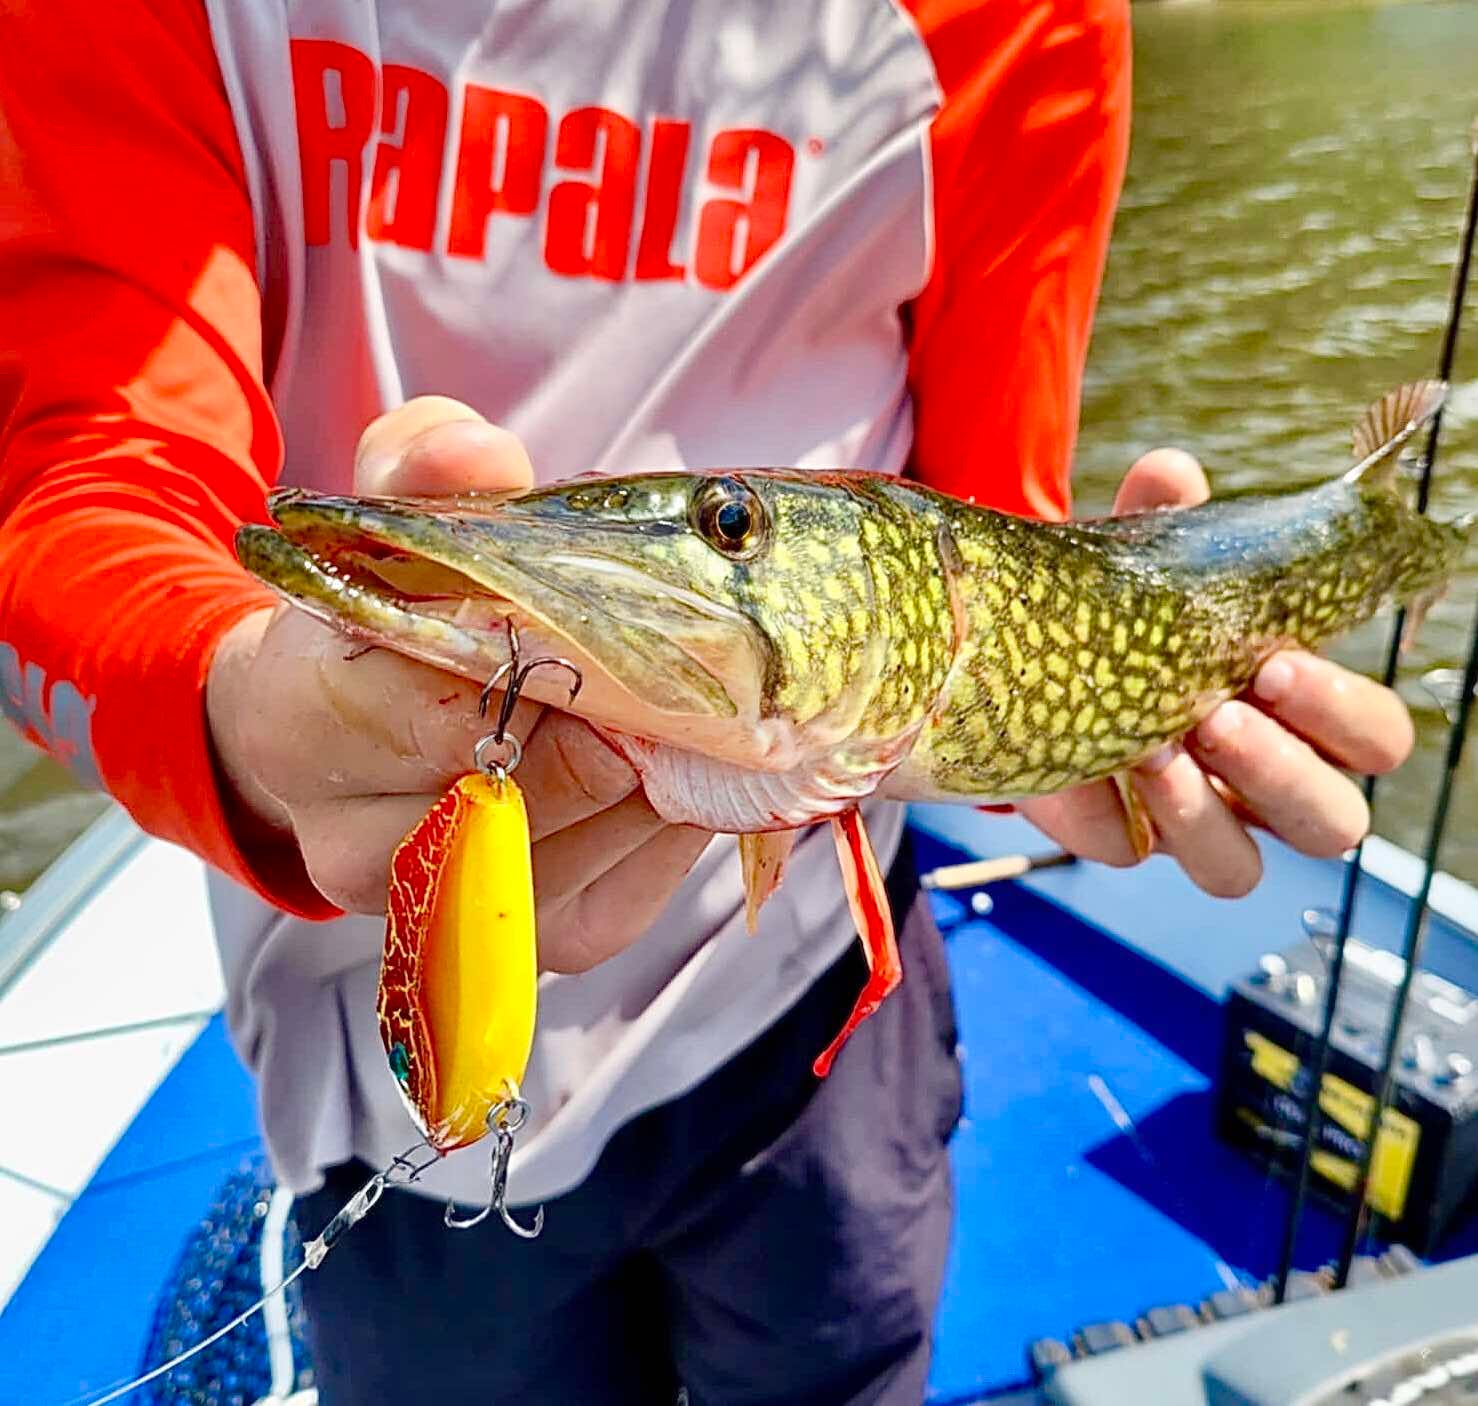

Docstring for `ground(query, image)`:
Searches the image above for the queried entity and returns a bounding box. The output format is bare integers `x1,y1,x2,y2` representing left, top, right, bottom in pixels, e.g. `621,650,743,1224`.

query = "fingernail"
1196,701,1246,750
1137,742,1179,775
361,420,525,494
1254,654,1296,704
412,419,511,460
356,448,401,488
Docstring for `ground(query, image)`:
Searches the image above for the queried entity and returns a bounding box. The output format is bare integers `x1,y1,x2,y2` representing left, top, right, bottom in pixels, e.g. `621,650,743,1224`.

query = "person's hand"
207,396,713,971
1017,449,1413,897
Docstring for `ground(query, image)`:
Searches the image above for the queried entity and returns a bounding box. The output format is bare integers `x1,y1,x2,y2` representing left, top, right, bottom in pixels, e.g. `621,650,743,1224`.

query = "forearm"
902,0,1132,519
0,450,330,915
0,0,332,916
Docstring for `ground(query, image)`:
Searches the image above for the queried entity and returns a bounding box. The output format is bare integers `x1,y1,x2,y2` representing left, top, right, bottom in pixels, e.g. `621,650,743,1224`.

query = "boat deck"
2,807,1477,1404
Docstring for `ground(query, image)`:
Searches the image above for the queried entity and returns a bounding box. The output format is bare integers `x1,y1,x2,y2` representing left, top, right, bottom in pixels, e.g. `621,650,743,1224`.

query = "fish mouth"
235,486,766,728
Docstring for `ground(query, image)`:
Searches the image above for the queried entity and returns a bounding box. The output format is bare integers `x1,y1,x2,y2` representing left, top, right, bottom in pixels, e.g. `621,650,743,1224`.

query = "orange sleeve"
900,0,1132,521
0,0,334,917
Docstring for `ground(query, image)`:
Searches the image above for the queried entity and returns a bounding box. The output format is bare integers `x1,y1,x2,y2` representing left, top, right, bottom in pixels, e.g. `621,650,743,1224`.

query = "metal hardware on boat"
1253,954,1316,1005
1300,908,1340,965
1437,1052,1475,1087
1301,907,1336,939
1255,952,1289,982
1400,1031,1439,1074
0,890,20,914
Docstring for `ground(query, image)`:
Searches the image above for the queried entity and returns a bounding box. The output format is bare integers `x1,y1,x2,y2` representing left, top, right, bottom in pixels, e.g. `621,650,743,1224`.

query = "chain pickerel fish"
238,381,1471,1075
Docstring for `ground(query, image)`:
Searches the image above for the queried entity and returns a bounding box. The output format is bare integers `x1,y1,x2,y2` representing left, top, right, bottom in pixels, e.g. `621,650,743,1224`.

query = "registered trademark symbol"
806,137,825,156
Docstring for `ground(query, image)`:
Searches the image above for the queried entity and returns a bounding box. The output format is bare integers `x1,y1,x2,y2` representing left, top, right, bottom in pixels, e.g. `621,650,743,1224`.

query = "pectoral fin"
1113,772,1157,861
738,829,800,934
813,808,902,1078
1399,583,1446,654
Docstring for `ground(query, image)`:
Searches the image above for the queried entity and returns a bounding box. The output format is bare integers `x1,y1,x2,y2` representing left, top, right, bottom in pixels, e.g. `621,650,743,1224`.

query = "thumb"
354,395,536,496
1112,447,1209,515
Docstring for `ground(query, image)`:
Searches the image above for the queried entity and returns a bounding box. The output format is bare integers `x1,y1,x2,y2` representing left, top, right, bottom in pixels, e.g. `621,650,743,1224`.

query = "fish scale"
850,478,958,740
731,488,874,728
901,471,1466,801
909,505,1233,796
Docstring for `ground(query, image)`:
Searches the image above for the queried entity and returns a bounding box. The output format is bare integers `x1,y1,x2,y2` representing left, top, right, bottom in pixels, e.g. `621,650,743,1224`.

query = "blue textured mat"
0,1015,261,1406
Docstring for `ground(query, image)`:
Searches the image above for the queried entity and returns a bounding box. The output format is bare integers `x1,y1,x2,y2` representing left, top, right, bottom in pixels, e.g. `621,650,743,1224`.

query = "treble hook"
444,1084,545,1237
477,620,583,752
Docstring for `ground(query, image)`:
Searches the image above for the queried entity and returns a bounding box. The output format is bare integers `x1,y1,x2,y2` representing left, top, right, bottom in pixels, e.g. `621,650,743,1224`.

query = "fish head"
236,470,897,770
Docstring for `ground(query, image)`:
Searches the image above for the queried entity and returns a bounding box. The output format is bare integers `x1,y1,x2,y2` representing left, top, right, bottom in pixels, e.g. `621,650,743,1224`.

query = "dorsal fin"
1344,380,1447,485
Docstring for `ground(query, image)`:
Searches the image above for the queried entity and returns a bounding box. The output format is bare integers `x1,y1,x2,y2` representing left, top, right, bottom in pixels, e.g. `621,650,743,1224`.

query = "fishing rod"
1333,583,1478,1280
1271,116,1478,1304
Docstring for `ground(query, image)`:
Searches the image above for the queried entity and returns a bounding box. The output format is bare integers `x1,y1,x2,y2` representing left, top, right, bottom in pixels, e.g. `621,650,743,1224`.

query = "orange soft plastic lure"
377,772,538,1153
811,808,902,1078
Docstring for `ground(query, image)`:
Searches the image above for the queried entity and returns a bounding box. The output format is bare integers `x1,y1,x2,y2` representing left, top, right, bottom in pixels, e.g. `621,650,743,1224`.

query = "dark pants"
294,841,963,1406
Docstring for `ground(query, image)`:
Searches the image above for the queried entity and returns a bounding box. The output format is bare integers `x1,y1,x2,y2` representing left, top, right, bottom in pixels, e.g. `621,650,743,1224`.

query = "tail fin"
1344,380,1447,487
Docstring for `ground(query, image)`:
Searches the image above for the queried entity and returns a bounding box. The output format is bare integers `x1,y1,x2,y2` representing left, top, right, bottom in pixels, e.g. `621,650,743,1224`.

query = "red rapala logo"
291,39,796,290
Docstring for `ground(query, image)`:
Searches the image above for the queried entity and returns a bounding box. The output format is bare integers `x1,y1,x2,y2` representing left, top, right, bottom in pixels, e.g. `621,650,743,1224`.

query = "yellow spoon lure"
377,767,538,1154
375,631,579,1237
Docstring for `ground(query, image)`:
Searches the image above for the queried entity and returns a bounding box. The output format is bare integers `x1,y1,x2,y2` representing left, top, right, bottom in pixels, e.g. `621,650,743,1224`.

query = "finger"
248,614,537,800
531,790,672,908
310,635,539,790
1187,699,1370,860
1017,780,1143,867
292,793,438,913
355,395,485,465
1112,448,1210,514
517,712,642,841
1249,649,1413,775
289,715,644,912
1131,742,1264,897
1206,774,1265,831
354,399,535,496
540,824,714,973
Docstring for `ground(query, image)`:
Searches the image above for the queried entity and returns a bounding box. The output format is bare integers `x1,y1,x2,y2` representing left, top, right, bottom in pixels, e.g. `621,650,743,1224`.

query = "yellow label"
1241,1030,1420,1219
1246,1029,1300,1089
1310,1149,1356,1191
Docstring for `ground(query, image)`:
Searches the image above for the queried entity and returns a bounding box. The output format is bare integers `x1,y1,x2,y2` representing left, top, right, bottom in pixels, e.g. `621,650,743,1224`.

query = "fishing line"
72,1257,316,1406
60,1141,439,1406
1087,1074,1244,1293
62,1077,543,1405
1272,116,1478,1304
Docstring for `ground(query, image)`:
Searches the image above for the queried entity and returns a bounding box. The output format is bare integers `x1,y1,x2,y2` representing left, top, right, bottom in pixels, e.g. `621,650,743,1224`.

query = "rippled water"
0,0,1474,892
1073,0,1478,887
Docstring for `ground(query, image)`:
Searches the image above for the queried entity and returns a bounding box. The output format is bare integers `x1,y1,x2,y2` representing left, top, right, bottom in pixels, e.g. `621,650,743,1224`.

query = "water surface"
1073,0,1478,887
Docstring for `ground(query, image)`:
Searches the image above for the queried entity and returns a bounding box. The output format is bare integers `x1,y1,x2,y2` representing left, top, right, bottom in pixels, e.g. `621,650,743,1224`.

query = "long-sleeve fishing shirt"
0,0,1129,1206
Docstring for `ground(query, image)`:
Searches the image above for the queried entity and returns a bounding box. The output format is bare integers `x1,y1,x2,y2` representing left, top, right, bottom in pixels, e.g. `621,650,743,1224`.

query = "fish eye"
693,477,766,559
